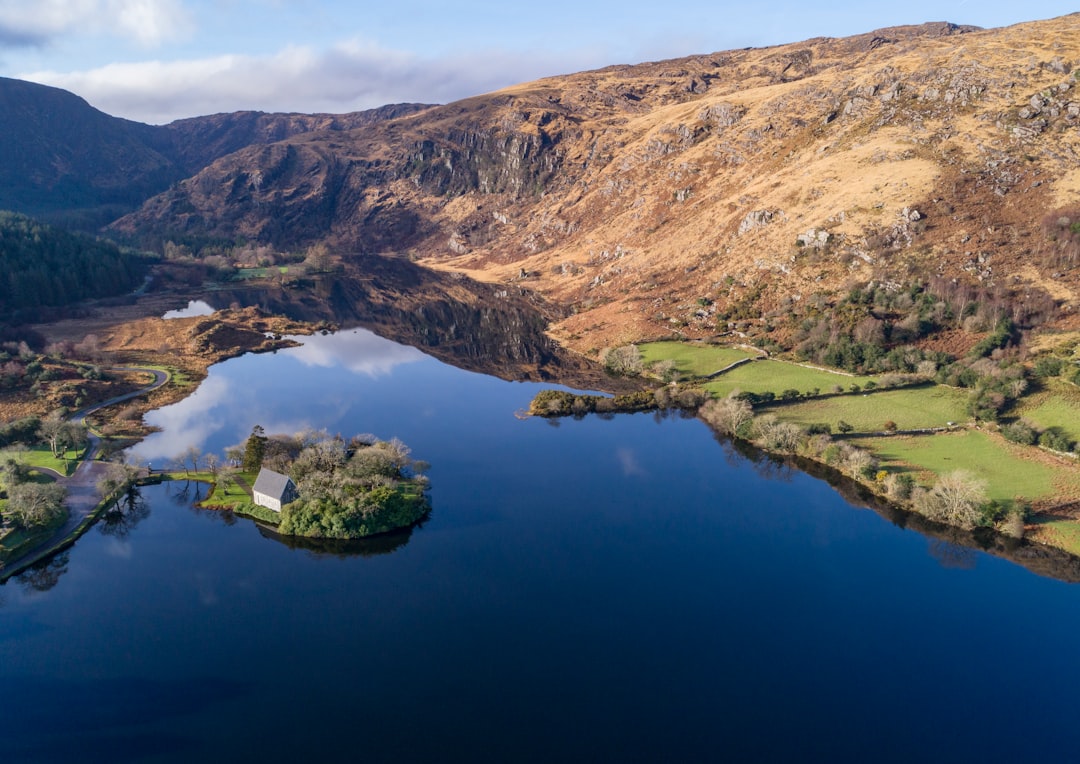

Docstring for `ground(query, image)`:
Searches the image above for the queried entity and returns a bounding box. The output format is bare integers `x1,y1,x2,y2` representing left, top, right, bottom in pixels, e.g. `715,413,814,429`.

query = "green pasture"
639,342,759,378
703,360,877,398
196,471,280,524
1034,519,1080,557
854,429,1067,502
769,386,969,432
1014,379,1080,443
0,445,81,477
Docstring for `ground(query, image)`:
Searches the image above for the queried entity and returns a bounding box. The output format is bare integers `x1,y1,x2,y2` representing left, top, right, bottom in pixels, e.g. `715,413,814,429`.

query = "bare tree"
603,345,644,376
39,412,68,458
914,470,988,530
8,483,67,529
182,445,202,475
700,395,753,436
224,445,244,467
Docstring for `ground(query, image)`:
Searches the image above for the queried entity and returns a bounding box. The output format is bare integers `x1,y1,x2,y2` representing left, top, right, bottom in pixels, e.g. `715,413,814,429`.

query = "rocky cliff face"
112,15,1080,351
162,104,433,175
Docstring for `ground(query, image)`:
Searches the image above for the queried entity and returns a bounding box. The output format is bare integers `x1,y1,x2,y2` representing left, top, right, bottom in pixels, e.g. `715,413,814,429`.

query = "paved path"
1,368,168,579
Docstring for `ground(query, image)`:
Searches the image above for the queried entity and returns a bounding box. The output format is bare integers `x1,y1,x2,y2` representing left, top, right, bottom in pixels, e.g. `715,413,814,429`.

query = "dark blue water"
3,328,1080,763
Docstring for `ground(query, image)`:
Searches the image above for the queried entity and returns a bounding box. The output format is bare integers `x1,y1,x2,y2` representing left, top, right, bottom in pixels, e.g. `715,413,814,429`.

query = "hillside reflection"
206,255,621,391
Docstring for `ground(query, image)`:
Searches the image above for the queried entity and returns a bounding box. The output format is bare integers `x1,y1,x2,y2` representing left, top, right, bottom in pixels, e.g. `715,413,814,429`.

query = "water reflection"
4,676,251,762
162,300,215,319
14,551,70,594
134,328,431,463
285,328,425,377
136,376,231,462
255,522,416,558
98,488,151,540
202,256,621,390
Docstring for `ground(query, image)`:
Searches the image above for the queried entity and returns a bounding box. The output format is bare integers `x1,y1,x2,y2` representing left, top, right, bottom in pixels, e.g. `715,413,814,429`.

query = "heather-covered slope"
112,16,1080,353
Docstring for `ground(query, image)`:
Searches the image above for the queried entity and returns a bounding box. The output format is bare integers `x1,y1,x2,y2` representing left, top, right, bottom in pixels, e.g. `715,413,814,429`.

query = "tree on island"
243,425,267,473
260,430,431,540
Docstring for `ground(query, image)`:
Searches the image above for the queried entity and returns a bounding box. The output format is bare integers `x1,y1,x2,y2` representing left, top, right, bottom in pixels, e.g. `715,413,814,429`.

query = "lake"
3,327,1080,762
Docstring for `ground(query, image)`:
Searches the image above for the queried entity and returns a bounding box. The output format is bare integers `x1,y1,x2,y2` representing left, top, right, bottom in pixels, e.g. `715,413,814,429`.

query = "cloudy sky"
1,0,1075,124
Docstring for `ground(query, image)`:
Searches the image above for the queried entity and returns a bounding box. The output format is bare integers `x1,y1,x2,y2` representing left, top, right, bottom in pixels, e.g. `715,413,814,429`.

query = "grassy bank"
196,472,280,524
1014,379,1080,444
768,385,969,432
853,430,1070,502
639,342,759,377
0,444,84,476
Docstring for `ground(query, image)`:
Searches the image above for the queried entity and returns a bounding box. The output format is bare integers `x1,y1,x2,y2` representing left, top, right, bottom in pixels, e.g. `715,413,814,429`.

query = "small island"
205,427,431,540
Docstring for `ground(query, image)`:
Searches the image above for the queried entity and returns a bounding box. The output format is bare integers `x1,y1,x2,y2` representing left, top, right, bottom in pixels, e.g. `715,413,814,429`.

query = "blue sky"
0,1,1075,124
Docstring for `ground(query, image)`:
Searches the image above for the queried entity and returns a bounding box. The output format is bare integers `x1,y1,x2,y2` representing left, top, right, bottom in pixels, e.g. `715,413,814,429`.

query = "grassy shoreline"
535,340,1080,560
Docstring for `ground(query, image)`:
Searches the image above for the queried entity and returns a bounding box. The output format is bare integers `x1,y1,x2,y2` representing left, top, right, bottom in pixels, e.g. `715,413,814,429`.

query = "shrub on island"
257,430,429,539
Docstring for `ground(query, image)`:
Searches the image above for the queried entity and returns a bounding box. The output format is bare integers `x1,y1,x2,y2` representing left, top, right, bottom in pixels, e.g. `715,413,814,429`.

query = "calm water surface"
3,328,1080,762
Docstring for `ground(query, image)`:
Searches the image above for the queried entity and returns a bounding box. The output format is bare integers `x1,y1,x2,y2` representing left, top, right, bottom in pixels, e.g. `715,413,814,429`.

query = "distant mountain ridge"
8,15,1080,352
0,75,431,226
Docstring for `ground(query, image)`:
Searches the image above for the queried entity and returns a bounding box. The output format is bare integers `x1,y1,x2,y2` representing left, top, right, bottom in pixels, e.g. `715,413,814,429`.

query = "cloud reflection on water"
136,376,231,463
286,329,425,377
132,329,428,462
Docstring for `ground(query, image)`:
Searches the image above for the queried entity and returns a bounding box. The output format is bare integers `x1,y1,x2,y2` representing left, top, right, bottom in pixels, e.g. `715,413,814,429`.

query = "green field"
195,471,281,524
1034,519,1080,556
703,360,877,398
1014,379,1080,443
639,342,759,377
769,386,969,432
0,445,82,477
854,429,1069,502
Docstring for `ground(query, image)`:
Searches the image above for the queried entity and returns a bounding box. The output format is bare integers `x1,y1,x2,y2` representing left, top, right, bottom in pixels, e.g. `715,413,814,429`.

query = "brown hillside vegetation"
115,15,1080,355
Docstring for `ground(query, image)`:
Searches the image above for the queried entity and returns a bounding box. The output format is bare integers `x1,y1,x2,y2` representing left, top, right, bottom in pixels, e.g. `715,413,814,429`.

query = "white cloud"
0,0,192,48
17,37,602,123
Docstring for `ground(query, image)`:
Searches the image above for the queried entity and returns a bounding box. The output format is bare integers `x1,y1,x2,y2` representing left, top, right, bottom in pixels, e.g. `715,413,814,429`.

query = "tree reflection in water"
16,551,70,594
255,521,417,559
98,487,151,540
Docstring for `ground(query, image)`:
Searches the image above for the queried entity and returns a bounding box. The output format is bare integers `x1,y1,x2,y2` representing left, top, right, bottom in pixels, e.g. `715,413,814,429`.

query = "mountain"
0,75,430,228
162,104,434,176
0,77,180,223
110,15,1080,352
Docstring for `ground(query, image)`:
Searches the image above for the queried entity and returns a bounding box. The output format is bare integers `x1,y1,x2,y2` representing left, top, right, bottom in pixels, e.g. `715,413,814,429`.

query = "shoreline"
530,389,1080,581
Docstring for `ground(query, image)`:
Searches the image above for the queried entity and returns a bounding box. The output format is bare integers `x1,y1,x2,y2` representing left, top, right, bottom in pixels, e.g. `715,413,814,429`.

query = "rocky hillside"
162,103,433,176
112,15,1080,353
0,75,429,227
0,77,180,222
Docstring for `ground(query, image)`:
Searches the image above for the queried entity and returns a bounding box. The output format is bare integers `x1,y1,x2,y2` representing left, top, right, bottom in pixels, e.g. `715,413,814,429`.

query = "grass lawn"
202,478,252,508
853,429,1073,502
0,525,53,563
703,360,877,398
192,471,280,525
639,342,759,378
1035,519,1080,556
0,445,82,477
768,385,970,432
1013,378,1080,443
